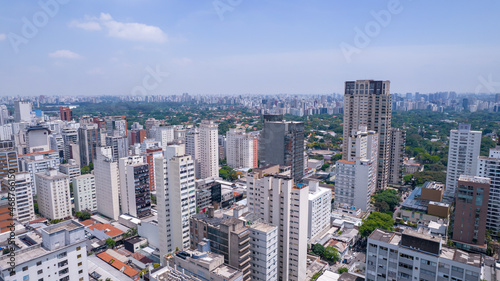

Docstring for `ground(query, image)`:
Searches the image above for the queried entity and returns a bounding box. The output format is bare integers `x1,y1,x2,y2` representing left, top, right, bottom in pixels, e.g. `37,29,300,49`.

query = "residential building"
200,120,219,179
94,147,120,220
14,101,32,123
59,159,81,179
105,116,127,137
343,80,392,189
190,207,251,280
246,171,308,281
145,147,163,191
174,249,243,281
366,228,482,281
195,178,222,212
308,180,332,240
388,127,406,185
0,220,89,281
60,106,72,121
130,129,146,145
36,169,71,220
226,128,254,170
186,129,201,178
154,126,175,150
26,126,51,153
248,222,278,281
155,145,196,263
259,115,305,182
61,128,79,161
145,118,161,138
446,124,482,196
78,123,100,167
453,175,490,253
105,135,129,160
477,142,500,234
335,127,378,211
1,172,35,223
0,141,18,180
19,150,60,194
72,174,97,212
119,156,151,218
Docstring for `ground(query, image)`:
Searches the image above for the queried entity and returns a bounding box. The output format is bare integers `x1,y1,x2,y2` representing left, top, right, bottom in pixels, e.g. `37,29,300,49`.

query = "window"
37,261,42,266
38,269,43,274
77,254,82,259
23,266,28,271
76,246,81,251
78,262,82,266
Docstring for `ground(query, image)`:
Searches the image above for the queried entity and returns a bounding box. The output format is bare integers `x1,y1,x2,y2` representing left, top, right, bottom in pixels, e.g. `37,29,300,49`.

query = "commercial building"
195,179,222,212
26,126,51,153
61,128,78,161
259,115,305,182
72,174,97,212
105,135,129,160
200,120,219,179
0,220,89,281
366,228,483,281
446,124,482,196
60,106,72,121
36,169,71,220
399,181,450,224
14,101,32,123
343,80,392,189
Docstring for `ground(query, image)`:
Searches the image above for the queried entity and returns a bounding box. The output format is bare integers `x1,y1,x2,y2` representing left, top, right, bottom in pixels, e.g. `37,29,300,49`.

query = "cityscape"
1,1,500,281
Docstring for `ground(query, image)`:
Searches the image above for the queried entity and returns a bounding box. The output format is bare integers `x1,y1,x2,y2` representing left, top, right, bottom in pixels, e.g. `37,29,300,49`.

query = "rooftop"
43,220,83,234
458,175,491,185
87,223,124,237
248,222,276,233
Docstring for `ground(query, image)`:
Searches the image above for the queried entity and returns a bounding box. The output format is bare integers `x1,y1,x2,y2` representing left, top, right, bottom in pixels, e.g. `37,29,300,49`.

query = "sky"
1,0,500,96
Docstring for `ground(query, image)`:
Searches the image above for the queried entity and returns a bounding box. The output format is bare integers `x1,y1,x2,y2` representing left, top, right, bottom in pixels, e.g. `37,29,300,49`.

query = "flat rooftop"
440,247,481,268
422,181,444,191
249,222,276,233
458,175,491,185
369,229,400,245
44,220,83,234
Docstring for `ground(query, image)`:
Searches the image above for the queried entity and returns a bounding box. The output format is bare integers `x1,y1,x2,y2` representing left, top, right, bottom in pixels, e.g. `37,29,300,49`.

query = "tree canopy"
359,212,394,237
372,189,401,214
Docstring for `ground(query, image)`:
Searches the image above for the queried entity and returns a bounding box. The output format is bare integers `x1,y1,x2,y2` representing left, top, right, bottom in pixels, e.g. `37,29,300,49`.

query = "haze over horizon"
1,0,500,96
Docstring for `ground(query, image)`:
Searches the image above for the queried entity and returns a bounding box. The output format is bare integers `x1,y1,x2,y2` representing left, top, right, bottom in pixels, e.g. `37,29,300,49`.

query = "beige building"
388,128,406,185
36,169,71,220
94,147,121,220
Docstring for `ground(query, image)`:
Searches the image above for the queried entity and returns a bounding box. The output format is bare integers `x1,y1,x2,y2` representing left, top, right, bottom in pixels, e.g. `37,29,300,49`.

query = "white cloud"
49,50,83,59
71,13,167,43
0,34,5,41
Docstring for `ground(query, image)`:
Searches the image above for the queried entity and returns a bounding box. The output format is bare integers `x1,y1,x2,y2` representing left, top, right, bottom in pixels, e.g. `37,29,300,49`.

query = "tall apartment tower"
59,106,72,121
72,174,97,213
94,147,121,220
0,140,18,180
36,169,71,220
186,129,201,178
226,128,254,169
155,146,196,263
446,124,482,196
247,172,308,281
452,175,490,252
105,135,129,160
61,128,78,161
307,181,332,240
259,115,305,182
248,222,278,281
1,172,35,223
14,101,32,123
388,127,406,185
477,142,500,234
78,123,100,167
200,120,219,179
336,127,378,211
343,80,392,189
119,156,151,218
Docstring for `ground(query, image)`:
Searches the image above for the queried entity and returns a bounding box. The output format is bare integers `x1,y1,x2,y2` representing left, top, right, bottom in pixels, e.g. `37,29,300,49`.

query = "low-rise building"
174,249,243,281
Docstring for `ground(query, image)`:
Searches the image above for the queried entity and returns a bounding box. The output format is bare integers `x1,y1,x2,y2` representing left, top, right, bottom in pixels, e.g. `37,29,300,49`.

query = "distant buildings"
14,101,32,123
446,124,482,196
59,106,72,121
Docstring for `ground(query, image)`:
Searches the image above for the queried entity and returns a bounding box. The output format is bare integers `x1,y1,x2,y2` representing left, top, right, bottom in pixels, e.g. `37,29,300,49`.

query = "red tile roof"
88,223,124,238
97,252,139,277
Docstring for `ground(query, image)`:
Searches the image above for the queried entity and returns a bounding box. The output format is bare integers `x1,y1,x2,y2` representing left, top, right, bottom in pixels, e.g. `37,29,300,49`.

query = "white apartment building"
248,222,278,281
19,151,60,194
307,181,331,240
335,127,378,211
36,169,71,220
247,173,308,281
59,159,81,179
61,127,78,161
72,174,97,212
155,145,196,264
366,228,482,281
14,101,32,123
0,220,89,281
1,172,35,223
154,126,175,150
186,130,201,179
26,126,51,153
477,143,500,233
446,124,482,196
94,147,121,220
226,128,254,169
200,120,219,179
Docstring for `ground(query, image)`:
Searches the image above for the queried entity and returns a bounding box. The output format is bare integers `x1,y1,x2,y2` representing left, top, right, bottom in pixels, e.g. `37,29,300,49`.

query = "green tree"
311,243,325,256
323,246,339,262
320,163,330,171
372,189,401,214
359,212,394,237
338,267,348,274
105,238,116,249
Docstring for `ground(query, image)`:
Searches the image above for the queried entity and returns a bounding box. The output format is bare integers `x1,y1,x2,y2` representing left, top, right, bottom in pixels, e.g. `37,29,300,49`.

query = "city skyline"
1,1,500,96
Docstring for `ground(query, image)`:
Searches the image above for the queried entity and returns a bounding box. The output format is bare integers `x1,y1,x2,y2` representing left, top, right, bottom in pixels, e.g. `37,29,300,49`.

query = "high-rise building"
61,128,78,161
446,124,482,196
26,126,51,153
154,126,175,150
226,128,254,169
452,175,490,252
366,228,482,281
259,115,305,182
36,169,71,220
19,150,60,194
1,172,35,223
130,129,147,145
190,207,251,280
387,128,406,185
307,181,331,240
477,142,500,234
195,179,222,212
94,147,120,220
59,159,81,179
59,106,72,121
335,127,378,211
155,146,196,263
145,118,161,138
0,105,10,126
343,80,392,189
72,174,97,213
119,156,151,218
186,130,201,178
247,171,308,281
0,220,89,281
14,101,32,123
248,222,278,281
0,141,18,180
105,116,127,137
78,123,100,167
105,135,129,160
146,147,163,191
200,120,219,179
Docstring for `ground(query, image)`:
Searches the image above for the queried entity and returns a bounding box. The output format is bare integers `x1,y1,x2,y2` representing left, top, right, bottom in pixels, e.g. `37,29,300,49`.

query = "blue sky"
0,0,499,96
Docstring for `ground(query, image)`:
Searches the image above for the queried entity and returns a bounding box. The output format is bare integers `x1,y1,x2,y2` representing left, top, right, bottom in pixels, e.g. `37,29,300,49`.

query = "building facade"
94,147,121,220
72,174,97,213
226,128,255,170
200,120,219,179
477,143,500,234
36,169,71,220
